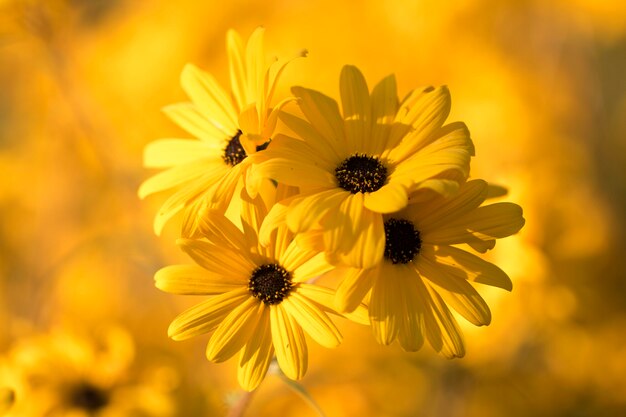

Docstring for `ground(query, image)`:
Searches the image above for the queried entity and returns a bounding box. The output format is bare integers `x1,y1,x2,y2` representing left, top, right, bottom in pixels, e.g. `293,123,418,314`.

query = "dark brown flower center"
68,382,109,412
384,218,422,264
222,130,270,166
248,263,293,305
335,153,387,193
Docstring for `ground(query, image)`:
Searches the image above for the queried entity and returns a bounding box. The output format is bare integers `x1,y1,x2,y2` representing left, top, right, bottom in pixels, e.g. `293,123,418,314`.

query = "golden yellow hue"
0,328,176,417
155,183,368,391
139,27,303,236
325,180,524,357
254,65,474,269
2,0,626,415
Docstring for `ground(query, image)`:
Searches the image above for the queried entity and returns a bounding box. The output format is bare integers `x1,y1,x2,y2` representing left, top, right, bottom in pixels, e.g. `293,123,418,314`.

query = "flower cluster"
141,28,525,391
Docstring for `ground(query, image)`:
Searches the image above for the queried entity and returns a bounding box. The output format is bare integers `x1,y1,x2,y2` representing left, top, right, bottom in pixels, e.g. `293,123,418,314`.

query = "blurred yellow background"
1,0,625,415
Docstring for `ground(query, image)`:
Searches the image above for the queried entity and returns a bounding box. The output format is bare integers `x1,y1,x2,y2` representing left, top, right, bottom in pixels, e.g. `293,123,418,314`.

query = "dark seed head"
335,153,387,194
384,218,422,264
68,382,109,412
248,263,293,305
223,130,246,166
223,131,270,166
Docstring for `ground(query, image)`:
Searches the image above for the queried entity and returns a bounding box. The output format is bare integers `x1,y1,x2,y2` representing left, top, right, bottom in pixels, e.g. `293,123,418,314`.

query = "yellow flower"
139,27,303,236
0,327,176,417
252,65,475,269
327,180,525,358
155,183,368,391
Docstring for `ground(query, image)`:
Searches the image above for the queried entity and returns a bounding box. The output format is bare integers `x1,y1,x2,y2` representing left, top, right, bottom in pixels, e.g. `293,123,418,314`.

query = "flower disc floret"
335,153,388,194
248,263,293,305
383,218,422,264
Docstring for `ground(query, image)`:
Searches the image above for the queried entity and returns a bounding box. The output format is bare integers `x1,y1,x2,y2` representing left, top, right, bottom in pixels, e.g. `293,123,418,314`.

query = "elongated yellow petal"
238,308,274,392
270,304,307,380
168,289,249,340
155,264,246,295
369,74,399,155
409,179,488,230
279,111,344,163
227,29,247,111
245,27,265,117
424,202,525,245
340,65,370,152
138,158,223,199
363,182,409,214
369,265,404,345
414,278,465,358
283,292,342,348
206,297,262,363
430,245,513,291
196,210,249,253
292,86,345,148
144,139,218,168
334,267,373,313
397,278,425,352
177,238,255,279
162,102,232,142
291,252,333,283
416,255,491,326
286,189,348,233
180,64,238,133
324,194,385,269
297,284,370,325
388,85,450,151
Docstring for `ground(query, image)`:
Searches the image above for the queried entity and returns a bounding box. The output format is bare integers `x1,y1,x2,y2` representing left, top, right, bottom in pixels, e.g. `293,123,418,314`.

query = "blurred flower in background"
1,0,625,416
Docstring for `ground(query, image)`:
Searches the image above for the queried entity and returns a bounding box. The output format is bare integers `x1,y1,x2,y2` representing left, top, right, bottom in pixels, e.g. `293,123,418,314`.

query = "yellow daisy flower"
252,65,475,268
155,184,368,391
327,180,525,358
0,327,176,417
139,27,303,236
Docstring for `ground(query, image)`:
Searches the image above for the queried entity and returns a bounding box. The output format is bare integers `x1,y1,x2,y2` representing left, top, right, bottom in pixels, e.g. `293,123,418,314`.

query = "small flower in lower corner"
0,327,177,417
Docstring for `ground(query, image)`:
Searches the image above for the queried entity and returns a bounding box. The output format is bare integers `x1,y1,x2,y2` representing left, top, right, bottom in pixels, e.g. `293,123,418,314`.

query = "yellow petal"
369,74,399,155
368,264,404,345
238,308,274,392
138,158,223,199
180,64,238,133
292,86,345,145
279,111,344,163
282,292,342,348
177,238,255,278
227,29,247,111
414,278,465,358
388,85,450,151
397,279,425,352
416,255,491,326
245,27,266,116
162,102,232,141
206,298,262,363
197,209,249,253
409,179,488,230
297,284,370,325
155,264,246,295
430,245,513,291
168,289,249,340
291,252,334,283
425,203,525,245
334,267,373,313
143,139,218,168
286,189,348,233
270,304,308,380
363,182,409,214
324,194,385,269
340,65,370,152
